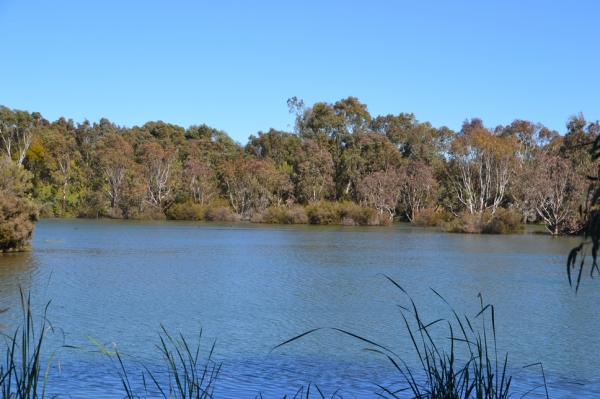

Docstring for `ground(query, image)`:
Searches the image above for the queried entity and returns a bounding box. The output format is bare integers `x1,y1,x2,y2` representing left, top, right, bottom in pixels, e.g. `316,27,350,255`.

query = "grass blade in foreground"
0,287,58,399
273,276,549,399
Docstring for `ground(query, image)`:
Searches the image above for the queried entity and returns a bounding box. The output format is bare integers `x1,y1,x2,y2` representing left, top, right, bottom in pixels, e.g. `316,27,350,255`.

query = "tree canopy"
0,100,597,242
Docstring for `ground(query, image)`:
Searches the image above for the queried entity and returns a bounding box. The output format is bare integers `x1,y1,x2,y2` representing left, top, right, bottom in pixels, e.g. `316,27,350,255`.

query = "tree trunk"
62,184,67,216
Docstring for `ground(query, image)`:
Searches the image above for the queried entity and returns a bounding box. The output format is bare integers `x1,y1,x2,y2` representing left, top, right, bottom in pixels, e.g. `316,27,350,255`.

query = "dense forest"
1,97,599,250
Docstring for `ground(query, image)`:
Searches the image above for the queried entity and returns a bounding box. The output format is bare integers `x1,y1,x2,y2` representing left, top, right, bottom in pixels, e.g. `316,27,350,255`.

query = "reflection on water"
0,218,599,398
0,251,36,291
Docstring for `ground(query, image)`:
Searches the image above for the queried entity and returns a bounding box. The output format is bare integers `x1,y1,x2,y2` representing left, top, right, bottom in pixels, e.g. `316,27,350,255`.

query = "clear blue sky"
1,1,598,143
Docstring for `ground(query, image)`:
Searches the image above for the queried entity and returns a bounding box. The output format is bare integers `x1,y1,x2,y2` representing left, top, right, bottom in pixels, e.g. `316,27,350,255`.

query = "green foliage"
250,205,308,224
0,194,38,253
0,157,39,252
305,201,341,225
204,206,240,222
410,209,449,227
335,201,382,226
304,201,384,226
246,128,301,167
482,208,523,234
0,162,32,196
77,189,107,218
444,209,522,234
283,206,310,224
0,99,594,236
127,207,168,221
166,201,206,221
36,203,54,219
568,120,600,291
143,121,187,150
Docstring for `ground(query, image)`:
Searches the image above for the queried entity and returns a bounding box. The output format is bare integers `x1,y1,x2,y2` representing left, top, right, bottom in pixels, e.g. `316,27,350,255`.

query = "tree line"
1,97,598,250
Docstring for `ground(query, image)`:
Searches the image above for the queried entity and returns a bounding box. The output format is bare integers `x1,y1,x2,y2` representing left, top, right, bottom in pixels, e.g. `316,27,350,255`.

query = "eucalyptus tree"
339,132,403,200
186,123,237,149
294,140,335,203
121,125,155,155
143,121,187,153
289,96,372,197
220,157,280,215
371,112,453,169
46,118,82,216
75,118,120,169
398,160,437,221
182,159,219,205
185,125,242,167
357,168,402,220
448,118,517,215
501,119,558,165
72,119,108,204
139,142,179,213
358,132,403,172
245,128,301,169
271,169,294,207
245,129,300,206
560,113,599,177
520,152,583,235
0,106,38,166
96,134,134,211
371,112,416,146
501,119,559,221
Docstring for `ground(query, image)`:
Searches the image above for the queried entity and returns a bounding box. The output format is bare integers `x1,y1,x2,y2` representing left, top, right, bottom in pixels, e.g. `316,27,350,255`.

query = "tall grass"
254,382,342,399
374,277,513,399
90,325,220,399
144,325,220,399
0,288,57,399
0,281,549,399
274,276,548,399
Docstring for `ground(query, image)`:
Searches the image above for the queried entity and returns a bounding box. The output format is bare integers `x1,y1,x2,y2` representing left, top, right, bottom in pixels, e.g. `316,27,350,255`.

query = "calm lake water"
1,219,600,398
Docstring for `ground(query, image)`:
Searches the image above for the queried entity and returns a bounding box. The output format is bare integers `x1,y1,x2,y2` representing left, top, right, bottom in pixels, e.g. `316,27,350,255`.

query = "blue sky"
1,1,598,143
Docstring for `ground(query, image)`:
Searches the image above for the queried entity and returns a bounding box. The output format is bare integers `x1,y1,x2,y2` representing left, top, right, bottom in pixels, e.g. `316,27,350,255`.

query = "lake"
1,219,599,398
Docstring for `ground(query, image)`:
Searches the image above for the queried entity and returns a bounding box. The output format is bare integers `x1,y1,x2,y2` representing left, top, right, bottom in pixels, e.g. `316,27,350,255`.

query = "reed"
254,382,342,399
144,325,220,399
274,276,548,399
376,277,513,399
0,288,57,399
0,281,550,399
91,325,220,399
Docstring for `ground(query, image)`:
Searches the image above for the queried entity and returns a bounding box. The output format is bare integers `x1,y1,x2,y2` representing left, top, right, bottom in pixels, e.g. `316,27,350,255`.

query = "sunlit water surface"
1,219,599,398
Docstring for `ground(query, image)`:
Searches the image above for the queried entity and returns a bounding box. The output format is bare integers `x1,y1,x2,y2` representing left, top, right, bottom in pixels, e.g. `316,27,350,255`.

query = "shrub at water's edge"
250,205,308,224
410,209,451,227
166,200,393,226
165,198,240,222
444,208,523,234
247,201,391,226
0,156,39,252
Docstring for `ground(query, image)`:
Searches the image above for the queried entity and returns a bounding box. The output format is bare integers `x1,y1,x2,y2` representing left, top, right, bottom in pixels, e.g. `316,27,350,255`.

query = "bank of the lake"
0,219,598,398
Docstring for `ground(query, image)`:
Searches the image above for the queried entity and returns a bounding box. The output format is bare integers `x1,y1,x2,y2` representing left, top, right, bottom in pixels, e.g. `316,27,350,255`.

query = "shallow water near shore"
1,219,599,398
